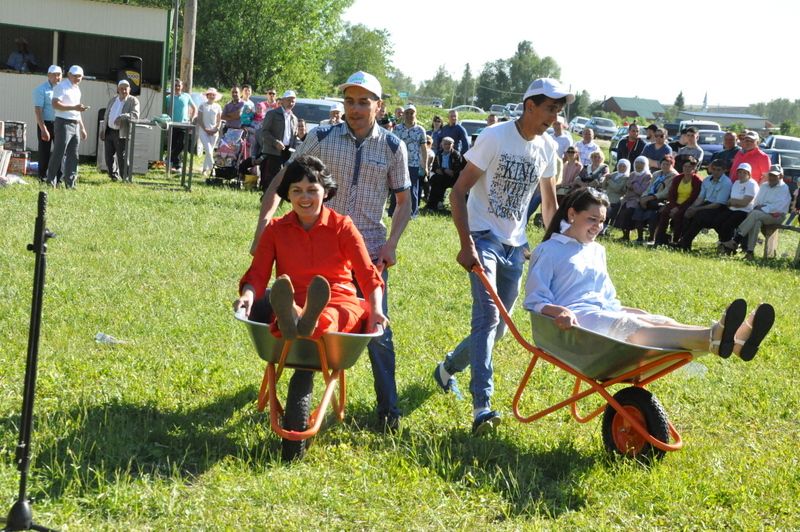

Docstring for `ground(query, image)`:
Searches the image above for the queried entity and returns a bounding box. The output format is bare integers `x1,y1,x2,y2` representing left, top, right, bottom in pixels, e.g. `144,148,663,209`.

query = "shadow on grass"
22,385,282,498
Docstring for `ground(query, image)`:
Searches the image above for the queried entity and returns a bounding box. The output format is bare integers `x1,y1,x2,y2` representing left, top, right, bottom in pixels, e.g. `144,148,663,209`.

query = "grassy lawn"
1,167,799,529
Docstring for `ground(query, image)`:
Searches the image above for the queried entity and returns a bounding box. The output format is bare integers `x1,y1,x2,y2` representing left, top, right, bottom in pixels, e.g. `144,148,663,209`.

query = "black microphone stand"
3,192,57,532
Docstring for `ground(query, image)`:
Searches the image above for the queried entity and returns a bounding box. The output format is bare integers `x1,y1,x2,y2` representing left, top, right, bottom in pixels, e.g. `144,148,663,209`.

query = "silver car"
584,117,617,140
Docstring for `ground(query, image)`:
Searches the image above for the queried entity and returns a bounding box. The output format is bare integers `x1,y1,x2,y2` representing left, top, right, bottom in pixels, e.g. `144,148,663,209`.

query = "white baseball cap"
338,71,382,100
404,103,416,112
281,90,297,99
522,78,575,104
47,65,62,74
737,162,752,174
68,65,84,76
117,79,130,87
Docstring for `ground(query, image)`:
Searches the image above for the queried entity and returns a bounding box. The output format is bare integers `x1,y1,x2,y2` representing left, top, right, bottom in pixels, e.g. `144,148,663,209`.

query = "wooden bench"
762,223,800,265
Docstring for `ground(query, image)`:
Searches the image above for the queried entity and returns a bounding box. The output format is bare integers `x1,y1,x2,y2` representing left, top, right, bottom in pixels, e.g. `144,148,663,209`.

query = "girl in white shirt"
523,188,774,361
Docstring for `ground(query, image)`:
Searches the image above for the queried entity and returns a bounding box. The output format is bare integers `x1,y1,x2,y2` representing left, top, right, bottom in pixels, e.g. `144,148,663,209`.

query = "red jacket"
729,148,771,184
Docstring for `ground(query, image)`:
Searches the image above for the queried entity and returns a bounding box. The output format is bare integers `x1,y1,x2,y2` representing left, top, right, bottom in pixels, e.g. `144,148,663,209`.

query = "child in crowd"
234,155,387,339
524,188,774,361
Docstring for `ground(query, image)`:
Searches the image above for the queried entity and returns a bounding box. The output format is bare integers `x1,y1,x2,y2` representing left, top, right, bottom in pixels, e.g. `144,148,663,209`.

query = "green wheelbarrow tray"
235,311,381,371
529,312,704,381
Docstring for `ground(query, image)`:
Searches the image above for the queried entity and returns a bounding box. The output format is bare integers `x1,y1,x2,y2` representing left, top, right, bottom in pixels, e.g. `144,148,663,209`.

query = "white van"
679,120,722,132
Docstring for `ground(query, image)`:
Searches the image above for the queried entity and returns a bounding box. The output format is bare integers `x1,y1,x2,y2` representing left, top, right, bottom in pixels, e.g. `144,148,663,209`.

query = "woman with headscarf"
632,155,678,242
600,158,630,232
614,156,651,242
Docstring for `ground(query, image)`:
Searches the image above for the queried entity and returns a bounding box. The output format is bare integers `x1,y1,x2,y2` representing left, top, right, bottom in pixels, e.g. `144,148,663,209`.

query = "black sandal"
712,299,747,358
738,303,775,362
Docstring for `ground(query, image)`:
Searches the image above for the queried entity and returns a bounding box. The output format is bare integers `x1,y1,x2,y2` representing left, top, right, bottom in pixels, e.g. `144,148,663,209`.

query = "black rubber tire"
281,370,314,462
601,386,669,462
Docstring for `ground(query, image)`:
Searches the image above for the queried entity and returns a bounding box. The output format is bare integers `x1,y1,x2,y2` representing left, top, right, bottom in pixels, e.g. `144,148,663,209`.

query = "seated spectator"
296,118,307,143
676,160,733,250
616,123,646,165
551,116,573,157
6,37,37,72
425,136,464,211
715,162,759,246
632,156,677,243
576,127,599,166
710,131,741,175
653,156,702,245
600,158,630,232
615,156,651,242
729,130,770,184
578,150,608,187
786,186,800,226
641,127,673,173
721,164,792,259
556,146,584,201
675,127,703,172
523,188,774,361
423,135,434,200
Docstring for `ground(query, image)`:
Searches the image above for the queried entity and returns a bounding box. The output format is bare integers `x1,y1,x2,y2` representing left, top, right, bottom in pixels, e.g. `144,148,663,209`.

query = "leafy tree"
508,41,560,95
454,64,474,106
417,66,457,105
328,23,393,92
567,89,591,120
388,68,416,98
475,60,513,109
674,91,685,111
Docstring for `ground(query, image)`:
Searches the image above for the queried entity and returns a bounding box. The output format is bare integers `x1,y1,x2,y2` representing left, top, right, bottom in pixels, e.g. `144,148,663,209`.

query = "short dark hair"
682,126,697,134
646,124,659,131
242,84,252,90
276,155,338,202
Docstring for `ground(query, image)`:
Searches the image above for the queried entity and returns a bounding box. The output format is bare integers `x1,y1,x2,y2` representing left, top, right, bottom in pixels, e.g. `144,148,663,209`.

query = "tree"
388,68,415,98
674,91,685,112
508,41,560,95
417,66,457,105
454,64,474,106
474,60,513,109
328,23,393,92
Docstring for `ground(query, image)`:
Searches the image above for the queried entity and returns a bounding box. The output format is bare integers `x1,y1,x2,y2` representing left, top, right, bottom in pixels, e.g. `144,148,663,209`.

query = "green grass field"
1,167,799,530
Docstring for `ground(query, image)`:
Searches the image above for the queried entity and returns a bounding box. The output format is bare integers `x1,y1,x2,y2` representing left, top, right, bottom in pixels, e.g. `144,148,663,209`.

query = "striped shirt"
291,121,410,259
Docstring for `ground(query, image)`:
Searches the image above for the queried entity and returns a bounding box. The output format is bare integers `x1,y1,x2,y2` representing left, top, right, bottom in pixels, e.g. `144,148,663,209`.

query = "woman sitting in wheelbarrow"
523,188,775,361
234,155,387,339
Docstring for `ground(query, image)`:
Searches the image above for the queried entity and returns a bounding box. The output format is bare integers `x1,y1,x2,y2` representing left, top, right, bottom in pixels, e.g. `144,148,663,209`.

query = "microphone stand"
3,192,57,532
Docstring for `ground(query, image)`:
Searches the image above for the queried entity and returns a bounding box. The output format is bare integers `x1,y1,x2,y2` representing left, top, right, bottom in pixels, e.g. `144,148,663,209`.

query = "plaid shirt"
291,121,410,259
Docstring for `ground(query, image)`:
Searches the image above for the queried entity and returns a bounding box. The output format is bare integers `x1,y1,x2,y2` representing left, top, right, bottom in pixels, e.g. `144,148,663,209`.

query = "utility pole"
180,0,196,91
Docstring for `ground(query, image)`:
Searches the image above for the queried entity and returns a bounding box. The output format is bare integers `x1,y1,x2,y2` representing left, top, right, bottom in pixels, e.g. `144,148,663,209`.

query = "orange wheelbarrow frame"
472,266,697,455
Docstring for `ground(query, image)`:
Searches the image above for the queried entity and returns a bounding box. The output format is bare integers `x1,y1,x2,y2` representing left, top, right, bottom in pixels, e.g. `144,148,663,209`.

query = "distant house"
677,111,767,131
602,97,666,121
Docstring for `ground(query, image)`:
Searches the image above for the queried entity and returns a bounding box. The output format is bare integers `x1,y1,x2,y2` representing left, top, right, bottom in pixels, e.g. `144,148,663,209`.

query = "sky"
343,0,799,108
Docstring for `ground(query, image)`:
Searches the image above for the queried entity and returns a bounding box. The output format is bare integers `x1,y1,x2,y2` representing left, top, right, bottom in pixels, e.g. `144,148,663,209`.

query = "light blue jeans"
444,230,525,409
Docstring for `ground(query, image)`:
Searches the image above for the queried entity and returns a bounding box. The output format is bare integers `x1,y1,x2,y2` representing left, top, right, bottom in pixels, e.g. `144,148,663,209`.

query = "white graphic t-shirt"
465,120,557,246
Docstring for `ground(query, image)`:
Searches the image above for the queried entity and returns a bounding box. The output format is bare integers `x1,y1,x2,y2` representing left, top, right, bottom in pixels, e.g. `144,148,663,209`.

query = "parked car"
450,104,486,114
489,104,507,116
505,103,518,115
568,116,589,134
609,126,648,164
761,135,800,192
459,119,488,146
292,98,342,131
511,102,524,117
584,117,617,140
679,120,721,133
431,98,443,108
696,130,726,168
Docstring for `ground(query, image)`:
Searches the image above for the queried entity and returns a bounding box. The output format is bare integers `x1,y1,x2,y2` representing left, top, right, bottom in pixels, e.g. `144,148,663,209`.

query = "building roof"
679,110,766,120
606,97,666,119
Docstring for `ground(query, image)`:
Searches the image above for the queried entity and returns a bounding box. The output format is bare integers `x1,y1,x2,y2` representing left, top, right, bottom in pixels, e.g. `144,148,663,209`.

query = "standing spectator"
429,115,444,151
221,85,244,130
644,123,659,144
710,131,741,174
653,157,702,245
196,87,222,176
240,84,256,129
46,65,88,188
390,104,428,217
254,88,280,124
32,65,61,182
296,118,307,143
394,106,404,122
166,78,197,172
576,127,599,166
716,162,760,244
425,136,465,211
615,123,646,165
320,103,344,126
423,134,435,200
641,127,672,172
551,116,573,157
6,37,37,72
432,78,574,436
439,110,470,155
676,159,733,250
257,90,298,192
721,164,791,259
251,71,411,431
729,130,770,184
100,79,140,182
675,127,704,172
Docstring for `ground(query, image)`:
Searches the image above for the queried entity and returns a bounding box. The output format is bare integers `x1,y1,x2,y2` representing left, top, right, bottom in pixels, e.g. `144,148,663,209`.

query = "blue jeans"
388,166,420,217
444,231,525,409
357,267,399,418
526,189,542,223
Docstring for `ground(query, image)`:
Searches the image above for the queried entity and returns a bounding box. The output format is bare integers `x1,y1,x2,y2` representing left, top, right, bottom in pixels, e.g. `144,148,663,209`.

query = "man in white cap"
47,65,89,188
256,89,298,191
716,161,759,246
251,71,411,431
729,130,770,184
722,164,792,259
390,103,428,217
32,65,62,182
319,102,344,126
432,77,574,436
100,79,140,182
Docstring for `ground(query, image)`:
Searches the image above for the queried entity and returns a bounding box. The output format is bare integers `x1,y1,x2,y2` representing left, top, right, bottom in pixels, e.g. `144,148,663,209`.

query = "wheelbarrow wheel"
281,369,314,462
602,386,669,462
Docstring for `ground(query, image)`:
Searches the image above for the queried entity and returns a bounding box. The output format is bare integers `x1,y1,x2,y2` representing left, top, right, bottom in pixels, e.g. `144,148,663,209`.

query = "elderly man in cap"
432,78,574,436
250,71,410,431
319,103,344,126
716,162,760,245
722,164,792,259
47,65,89,188
32,65,62,182
729,130,770,184
390,103,428,217
257,89,298,191
426,136,465,211
100,79,140,182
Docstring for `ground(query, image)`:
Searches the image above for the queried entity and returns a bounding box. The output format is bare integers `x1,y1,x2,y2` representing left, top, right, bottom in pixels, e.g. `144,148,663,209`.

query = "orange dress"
240,206,384,337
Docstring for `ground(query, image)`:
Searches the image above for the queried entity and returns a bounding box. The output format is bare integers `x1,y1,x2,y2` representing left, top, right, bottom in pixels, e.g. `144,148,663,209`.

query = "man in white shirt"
551,116,573,157
47,65,89,188
722,164,792,259
576,127,599,166
432,78,574,436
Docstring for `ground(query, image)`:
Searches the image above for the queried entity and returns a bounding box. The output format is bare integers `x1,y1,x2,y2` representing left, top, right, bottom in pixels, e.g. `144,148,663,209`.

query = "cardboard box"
8,151,29,175
3,121,27,152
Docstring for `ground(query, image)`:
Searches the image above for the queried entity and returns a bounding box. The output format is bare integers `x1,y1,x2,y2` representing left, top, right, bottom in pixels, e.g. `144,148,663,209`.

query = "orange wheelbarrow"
473,266,702,461
235,310,381,460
